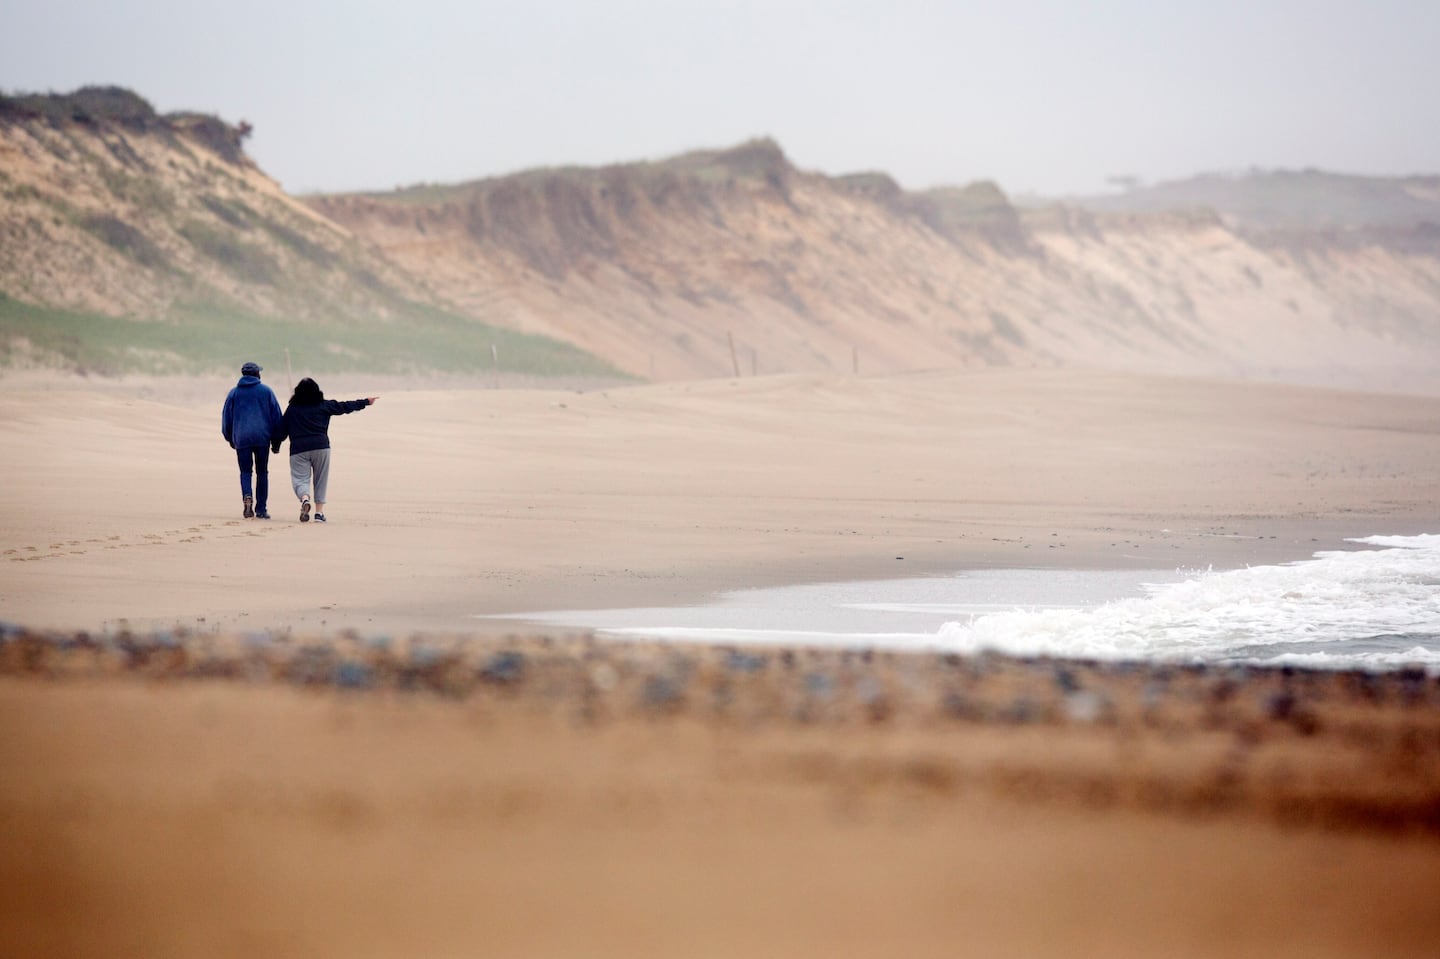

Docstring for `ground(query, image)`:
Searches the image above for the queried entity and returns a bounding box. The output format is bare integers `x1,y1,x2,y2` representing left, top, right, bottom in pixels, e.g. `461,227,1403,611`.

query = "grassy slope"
0,87,629,382
0,294,624,379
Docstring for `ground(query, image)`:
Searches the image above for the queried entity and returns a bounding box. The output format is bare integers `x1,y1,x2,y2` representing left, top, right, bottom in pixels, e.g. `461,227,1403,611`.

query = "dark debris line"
2,621,1437,724
5,623,1440,834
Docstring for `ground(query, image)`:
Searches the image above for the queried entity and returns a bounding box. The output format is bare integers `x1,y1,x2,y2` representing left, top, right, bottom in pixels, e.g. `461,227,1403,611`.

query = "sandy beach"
3,367,1440,957
5,368,1440,634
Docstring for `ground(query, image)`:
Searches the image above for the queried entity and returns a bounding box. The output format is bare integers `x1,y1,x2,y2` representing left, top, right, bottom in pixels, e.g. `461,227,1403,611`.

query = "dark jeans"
236,445,270,509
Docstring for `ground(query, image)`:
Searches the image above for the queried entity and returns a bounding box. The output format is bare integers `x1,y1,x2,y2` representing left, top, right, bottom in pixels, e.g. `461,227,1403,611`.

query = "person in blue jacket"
221,361,283,519
272,377,377,523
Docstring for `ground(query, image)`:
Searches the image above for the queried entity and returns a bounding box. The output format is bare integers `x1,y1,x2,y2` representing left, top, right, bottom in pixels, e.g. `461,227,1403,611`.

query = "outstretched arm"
324,397,378,415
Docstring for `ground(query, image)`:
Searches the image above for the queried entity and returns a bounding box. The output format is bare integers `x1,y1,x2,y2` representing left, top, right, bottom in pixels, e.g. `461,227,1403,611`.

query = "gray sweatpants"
289,448,331,503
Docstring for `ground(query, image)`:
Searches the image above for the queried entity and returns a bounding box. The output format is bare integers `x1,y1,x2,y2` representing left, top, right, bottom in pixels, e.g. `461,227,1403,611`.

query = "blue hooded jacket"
221,376,283,449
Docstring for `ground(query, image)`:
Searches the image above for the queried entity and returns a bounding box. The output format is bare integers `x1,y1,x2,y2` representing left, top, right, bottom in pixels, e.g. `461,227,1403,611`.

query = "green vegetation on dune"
0,295,626,380
0,86,160,127
1,86,252,164
323,137,794,207
1,86,630,382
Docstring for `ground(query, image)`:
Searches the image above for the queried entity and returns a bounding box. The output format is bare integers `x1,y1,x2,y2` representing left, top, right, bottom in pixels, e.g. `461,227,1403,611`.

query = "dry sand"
3,367,1440,957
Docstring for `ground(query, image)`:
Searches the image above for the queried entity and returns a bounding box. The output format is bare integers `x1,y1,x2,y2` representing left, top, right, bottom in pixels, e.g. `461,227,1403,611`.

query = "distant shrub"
79,214,169,271
166,112,249,165
95,165,176,212
0,86,159,130
198,194,253,230
180,219,280,285
0,86,251,166
259,218,337,268
990,311,1026,346
2,180,41,204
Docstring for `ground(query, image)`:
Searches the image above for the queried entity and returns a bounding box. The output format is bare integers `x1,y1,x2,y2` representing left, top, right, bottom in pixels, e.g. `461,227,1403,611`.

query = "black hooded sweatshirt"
275,397,370,455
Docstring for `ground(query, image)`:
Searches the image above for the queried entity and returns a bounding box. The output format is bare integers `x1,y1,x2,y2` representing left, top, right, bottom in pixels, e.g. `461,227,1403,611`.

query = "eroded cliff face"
311,140,1440,387
4,90,1438,388
0,88,428,324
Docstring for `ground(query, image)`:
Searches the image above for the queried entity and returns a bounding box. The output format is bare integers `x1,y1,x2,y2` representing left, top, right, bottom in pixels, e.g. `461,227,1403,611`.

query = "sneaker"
313,513,327,523
255,508,271,519
243,496,254,519
300,497,311,523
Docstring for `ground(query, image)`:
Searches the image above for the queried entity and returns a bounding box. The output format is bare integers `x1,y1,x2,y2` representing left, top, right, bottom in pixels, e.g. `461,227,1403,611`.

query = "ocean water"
485,534,1440,673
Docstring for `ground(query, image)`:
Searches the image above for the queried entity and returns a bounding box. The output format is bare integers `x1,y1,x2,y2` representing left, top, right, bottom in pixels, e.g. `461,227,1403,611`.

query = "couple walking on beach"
220,361,377,523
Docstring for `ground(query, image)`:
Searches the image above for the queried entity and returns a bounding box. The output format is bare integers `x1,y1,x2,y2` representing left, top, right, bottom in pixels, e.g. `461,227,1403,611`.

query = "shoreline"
3,512,1421,639
463,511,1437,641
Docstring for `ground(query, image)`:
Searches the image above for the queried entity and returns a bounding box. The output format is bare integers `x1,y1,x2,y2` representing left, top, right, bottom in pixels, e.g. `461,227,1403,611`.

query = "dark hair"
289,377,324,406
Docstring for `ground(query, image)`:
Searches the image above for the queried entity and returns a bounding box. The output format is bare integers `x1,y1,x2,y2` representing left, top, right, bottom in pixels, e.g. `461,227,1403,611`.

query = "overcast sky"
3,0,1437,197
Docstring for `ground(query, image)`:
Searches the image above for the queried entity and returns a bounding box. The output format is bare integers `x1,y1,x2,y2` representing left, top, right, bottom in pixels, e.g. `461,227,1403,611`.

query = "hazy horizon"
3,0,1438,197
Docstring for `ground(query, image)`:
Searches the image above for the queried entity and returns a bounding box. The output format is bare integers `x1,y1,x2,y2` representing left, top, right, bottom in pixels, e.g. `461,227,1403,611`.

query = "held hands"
367,396,379,405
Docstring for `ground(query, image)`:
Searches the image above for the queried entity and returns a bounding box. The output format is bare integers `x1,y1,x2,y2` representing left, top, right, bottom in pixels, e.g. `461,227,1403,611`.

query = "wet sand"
3,368,1440,956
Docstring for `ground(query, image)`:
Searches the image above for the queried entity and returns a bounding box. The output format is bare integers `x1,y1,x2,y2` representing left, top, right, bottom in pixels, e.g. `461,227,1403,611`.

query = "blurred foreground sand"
2,637,1439,959
3,368,1440,957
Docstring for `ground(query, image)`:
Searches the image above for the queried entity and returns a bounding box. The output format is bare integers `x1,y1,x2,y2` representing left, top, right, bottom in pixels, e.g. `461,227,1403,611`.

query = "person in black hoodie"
272,377,377,523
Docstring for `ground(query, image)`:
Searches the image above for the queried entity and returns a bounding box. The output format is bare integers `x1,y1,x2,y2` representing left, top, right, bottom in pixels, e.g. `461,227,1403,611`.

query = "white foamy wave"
936,534,1440,671
612,627,951,651
1348,533,1440,550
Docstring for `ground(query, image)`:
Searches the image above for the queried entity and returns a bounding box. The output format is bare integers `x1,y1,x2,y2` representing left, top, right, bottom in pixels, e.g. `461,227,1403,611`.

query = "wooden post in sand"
728,332,740,378
491,344,500,388
852,345,859,375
